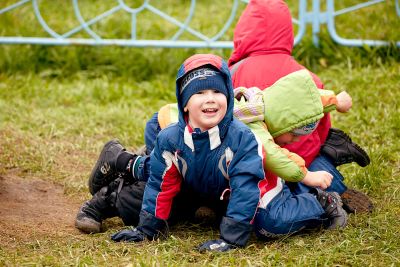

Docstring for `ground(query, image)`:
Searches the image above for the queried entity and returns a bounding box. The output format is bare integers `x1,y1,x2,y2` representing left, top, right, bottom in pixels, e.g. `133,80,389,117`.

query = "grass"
1,0,400,266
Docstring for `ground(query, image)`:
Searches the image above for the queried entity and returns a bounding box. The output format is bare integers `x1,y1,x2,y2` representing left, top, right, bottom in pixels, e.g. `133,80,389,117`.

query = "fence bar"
0,36,234,48
0,0,398,48
326,0,400,47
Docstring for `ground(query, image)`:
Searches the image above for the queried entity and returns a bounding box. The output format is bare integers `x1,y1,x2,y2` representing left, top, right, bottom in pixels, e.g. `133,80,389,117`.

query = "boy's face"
274,132,301,146
184,89,227,132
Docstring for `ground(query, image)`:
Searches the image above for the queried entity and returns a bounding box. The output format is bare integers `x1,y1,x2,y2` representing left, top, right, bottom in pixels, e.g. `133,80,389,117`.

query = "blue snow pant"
144,112,161,154
254,156,347,238
254,184,325,238
287,154,347,195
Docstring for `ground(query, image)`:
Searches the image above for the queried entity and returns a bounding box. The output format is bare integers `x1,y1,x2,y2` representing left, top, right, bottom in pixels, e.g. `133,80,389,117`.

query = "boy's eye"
213,90,222,94
196,91,204,95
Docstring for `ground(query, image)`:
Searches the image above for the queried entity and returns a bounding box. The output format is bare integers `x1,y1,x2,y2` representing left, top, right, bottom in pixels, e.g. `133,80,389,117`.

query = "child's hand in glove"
111,227,146,242
198,239,235,252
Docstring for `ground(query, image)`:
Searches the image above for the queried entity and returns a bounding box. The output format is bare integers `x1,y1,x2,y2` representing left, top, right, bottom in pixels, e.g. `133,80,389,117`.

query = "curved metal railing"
326,0,400,47
0,0,398,48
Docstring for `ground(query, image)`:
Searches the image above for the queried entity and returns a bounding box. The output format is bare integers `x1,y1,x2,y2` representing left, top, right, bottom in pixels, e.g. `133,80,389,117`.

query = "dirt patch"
0,173,81,248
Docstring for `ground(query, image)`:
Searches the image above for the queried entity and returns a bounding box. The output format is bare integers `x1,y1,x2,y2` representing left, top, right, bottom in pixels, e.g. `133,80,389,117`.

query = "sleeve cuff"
138,210,168,240
219,216,252,247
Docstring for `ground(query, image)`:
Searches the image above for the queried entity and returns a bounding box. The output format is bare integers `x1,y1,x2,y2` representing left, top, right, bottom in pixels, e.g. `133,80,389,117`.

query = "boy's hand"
301,171,333,190
336,91,352,113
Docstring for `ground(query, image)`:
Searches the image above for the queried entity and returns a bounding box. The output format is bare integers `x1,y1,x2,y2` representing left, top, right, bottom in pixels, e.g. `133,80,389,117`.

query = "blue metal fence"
0,0,399,48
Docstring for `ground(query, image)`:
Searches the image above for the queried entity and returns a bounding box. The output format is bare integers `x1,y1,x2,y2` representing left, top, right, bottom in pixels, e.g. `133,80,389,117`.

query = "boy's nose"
205,91,216,101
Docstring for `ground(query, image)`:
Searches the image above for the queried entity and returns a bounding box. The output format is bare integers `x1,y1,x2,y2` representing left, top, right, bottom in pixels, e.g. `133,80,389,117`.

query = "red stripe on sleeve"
258,144,278,196
155,163,182,220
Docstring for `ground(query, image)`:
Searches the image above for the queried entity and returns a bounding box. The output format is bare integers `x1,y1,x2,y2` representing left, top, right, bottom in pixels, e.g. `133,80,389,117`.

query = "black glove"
198,239,235,252
111,210,168,242
111,227,146,242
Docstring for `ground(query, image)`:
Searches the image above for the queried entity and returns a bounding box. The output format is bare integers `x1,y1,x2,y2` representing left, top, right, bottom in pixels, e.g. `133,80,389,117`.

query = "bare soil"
0,173,81,249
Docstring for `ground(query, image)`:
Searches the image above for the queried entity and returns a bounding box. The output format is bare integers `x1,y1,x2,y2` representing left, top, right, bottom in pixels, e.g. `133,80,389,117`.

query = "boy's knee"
254,209,292,238
254,220,292,239
255,226,286,239
254,218,307,239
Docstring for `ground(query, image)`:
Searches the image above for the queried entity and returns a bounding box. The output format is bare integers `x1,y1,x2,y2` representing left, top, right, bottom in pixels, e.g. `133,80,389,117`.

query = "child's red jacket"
228,0,331,166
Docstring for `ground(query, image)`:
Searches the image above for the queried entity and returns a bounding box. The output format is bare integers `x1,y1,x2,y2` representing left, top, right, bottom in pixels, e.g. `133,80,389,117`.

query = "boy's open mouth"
202,108,218,113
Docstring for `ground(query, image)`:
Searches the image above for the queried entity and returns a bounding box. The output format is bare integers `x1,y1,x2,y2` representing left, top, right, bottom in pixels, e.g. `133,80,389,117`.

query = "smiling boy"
111,54,264,250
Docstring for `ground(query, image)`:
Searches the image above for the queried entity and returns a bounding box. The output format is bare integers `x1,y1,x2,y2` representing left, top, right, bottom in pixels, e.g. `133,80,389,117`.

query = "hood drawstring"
220,188,231,201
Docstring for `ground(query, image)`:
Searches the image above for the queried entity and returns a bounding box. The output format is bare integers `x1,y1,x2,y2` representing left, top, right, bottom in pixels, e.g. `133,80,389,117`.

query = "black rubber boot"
315,189,348,230
88,139,137,195
320,128,370,167
75,185,118,234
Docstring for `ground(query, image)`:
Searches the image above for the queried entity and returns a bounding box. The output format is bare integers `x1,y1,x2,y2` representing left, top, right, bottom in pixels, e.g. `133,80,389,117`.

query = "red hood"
228,0,294,66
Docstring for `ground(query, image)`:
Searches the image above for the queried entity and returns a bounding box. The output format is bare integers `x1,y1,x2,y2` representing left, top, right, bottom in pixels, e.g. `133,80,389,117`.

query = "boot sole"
75,217,101,234
88,139,120,195
329,128,371,167
341,188,374,213
351,142,371,167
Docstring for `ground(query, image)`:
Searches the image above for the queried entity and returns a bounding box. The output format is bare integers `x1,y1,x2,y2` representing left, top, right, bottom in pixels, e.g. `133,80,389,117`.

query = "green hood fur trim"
263,70,324,138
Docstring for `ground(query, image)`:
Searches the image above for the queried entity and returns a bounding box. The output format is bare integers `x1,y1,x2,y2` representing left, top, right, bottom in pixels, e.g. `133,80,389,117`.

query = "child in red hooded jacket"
227,0,372,213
